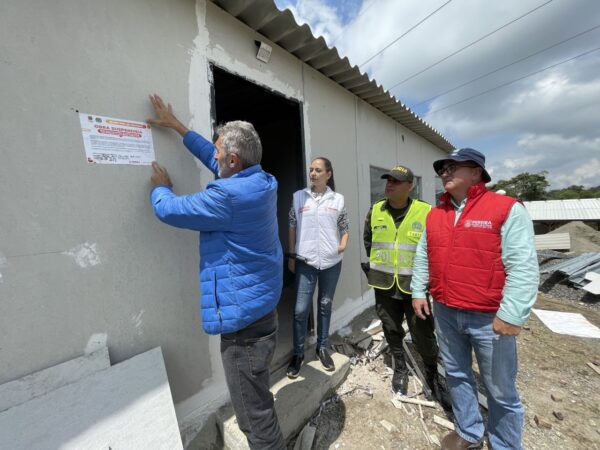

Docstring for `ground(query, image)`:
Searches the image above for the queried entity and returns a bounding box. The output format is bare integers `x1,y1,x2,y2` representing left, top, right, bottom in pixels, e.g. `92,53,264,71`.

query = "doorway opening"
211,65,305,366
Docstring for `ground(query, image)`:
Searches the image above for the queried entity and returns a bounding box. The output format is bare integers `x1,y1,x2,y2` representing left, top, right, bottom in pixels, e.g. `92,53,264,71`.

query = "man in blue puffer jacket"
147,94,284,450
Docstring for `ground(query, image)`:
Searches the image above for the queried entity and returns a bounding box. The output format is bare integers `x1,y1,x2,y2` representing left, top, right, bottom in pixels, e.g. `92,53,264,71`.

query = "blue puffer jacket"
151,131,283,334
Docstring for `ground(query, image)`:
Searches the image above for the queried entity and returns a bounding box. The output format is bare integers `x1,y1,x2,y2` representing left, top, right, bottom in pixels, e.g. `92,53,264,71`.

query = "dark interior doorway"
211,65,305,366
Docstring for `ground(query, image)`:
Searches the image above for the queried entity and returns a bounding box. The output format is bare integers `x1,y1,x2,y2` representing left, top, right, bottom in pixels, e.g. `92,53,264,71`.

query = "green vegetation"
490,172,600,200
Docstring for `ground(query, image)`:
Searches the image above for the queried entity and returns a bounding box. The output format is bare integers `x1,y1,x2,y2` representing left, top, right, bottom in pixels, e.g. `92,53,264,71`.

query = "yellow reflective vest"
368,199,431,293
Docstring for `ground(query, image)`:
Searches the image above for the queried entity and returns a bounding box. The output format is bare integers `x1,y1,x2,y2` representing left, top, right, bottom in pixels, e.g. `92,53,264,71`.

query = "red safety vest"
426,182,517,312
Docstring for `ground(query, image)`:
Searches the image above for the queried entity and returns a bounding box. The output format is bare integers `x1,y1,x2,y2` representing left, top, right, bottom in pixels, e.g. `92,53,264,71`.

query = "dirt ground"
290,293,600,449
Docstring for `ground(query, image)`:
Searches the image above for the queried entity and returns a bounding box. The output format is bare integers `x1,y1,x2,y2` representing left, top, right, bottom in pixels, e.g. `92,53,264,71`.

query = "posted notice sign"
79,113,155,165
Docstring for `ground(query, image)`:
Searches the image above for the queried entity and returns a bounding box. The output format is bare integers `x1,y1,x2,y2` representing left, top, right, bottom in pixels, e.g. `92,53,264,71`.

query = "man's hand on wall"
412,298,430,320
147,94,189,137
150,162,173,188
492,316,521,336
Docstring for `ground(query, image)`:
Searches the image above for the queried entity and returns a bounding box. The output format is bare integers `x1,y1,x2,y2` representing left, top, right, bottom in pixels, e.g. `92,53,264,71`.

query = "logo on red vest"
464,219,492,229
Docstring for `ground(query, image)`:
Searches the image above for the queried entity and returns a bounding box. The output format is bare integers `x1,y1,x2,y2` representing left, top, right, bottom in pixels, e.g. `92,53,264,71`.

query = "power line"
387,0,554,91
358,0,453,67
411,24,600,108
329,0,379,46
427,46,600,115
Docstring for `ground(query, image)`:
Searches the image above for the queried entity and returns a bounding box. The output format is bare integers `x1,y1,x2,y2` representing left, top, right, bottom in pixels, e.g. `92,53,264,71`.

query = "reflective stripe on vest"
368,199,431,293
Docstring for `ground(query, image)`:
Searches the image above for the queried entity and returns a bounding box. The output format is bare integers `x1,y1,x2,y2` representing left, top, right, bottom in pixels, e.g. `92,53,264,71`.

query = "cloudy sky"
274,0,600,189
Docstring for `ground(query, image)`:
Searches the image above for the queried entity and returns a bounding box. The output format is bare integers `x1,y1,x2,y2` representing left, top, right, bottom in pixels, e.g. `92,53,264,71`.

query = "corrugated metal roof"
524,198,600,221
541,252,600,276
570,261,600,288
534,233,571,250
210,0,454,152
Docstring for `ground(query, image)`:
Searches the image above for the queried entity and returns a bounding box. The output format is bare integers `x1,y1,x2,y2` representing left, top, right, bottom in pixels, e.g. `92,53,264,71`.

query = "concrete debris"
356,336,372,350
366,338,389,360
553,411,565,421
551,393,564,402
338,385,373,399
293,422,316,450
371,331,385,341
392,395,437,409
362,319,383,335
433,415,455,430
534,415,553,430
379,419,399,433
587,362,600,376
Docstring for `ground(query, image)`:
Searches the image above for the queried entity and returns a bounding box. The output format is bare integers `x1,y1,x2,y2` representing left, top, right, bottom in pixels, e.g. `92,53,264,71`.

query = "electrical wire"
358,0,453,67
411,24,600,108
426,46,600,114
387,0,554,91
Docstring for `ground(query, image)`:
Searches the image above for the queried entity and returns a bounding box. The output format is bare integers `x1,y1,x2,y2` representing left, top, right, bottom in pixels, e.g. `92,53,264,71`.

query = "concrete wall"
0,0,447,446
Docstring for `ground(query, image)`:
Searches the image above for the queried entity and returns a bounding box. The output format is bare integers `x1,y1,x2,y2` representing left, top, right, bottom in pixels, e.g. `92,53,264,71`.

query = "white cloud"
488,134,600,188
278,0,600,187
276,0,344,45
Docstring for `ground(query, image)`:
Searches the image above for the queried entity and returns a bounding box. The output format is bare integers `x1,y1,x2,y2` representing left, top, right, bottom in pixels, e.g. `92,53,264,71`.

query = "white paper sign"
79,113,155,165
532,308,600,339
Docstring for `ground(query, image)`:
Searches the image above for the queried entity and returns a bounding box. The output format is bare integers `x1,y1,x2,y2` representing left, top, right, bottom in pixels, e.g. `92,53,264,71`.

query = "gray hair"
216,121,262,168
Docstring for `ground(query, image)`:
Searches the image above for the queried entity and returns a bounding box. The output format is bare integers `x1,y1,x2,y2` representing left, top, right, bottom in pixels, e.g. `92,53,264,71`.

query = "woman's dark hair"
313,156,335,191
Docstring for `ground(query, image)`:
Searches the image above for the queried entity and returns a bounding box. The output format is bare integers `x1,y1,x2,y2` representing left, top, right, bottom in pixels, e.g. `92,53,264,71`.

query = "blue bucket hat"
433,148,491,183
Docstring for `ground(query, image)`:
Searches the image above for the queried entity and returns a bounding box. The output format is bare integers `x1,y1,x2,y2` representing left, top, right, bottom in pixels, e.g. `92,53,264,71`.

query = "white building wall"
0,0,448,446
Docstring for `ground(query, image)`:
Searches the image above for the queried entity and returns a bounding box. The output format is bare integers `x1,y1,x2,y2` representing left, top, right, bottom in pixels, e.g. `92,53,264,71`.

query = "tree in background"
546,185,600,199
490,171,549,201
491,172,600,200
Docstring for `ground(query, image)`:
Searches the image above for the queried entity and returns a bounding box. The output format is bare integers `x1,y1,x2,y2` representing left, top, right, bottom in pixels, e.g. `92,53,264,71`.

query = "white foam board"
0,347,183,450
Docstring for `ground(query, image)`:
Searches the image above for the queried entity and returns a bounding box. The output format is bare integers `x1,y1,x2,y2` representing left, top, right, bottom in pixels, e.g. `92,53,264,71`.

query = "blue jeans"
293,260,342,355
433,301,524,450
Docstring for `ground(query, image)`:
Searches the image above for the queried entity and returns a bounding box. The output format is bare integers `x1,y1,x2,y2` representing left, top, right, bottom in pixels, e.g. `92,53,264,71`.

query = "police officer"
363,165,439,395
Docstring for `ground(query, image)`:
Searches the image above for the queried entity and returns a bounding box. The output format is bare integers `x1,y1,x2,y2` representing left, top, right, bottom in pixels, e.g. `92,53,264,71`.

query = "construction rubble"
286,293,600,450
537,222,600,304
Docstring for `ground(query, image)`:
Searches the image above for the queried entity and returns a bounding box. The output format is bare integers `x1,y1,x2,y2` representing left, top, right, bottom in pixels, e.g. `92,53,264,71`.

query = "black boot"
426,363,453,410
287,354,304,378
392,355,409,395
424,364,438,400
316,346,335,371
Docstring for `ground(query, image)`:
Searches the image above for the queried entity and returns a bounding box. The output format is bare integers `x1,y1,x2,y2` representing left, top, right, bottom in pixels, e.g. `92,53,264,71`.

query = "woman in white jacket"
286,157,349,378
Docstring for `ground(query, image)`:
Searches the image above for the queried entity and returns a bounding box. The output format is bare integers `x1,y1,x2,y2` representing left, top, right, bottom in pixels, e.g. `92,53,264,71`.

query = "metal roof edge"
210,0,454,152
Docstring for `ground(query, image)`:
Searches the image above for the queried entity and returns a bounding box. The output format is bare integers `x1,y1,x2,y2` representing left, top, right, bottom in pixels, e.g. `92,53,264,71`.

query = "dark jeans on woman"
293,260,342,355
221,309,285,450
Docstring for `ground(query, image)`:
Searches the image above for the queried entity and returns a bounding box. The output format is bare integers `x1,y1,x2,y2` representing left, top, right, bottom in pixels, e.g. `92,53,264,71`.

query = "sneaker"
286,354,304,378
316,347,335,371
441,431,482,450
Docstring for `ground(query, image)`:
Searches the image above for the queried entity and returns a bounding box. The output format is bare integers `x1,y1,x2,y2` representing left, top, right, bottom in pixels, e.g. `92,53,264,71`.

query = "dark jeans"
293,260,342,355
221,309,285,450
374,290,438,367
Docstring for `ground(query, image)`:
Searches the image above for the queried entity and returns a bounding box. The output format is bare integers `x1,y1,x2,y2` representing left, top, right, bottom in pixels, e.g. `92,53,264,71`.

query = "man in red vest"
411,148,538,450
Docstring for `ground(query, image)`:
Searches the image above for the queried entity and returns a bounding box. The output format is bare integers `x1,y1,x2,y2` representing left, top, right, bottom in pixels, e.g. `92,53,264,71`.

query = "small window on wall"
411,176,422,200
435,176,445,205
370,166,422,205
370,166,388,204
